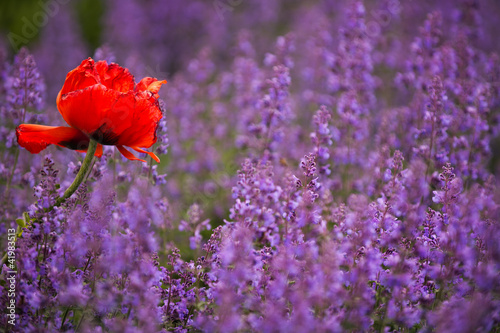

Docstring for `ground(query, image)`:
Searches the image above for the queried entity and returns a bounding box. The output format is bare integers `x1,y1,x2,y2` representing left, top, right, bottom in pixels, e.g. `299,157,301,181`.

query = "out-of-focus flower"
16,58,166,162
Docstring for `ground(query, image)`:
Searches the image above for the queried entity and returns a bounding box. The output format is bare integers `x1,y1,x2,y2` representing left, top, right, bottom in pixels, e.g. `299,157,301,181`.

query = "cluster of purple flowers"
1,0,500,332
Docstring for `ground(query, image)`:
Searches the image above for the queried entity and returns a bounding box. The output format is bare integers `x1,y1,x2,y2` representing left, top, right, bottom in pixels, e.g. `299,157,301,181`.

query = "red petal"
56,61,164,149
57,58,99,98
135,78,167,97
96,144,103,157
113,93,163,148
116,145,146,162
16,124,101,157
57,84,133,143
57,83,163,148
95,61,135,92
131,146,160,163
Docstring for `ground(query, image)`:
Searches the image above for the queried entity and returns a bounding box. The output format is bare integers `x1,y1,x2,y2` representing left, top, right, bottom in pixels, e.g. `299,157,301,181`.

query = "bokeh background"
1,0,500,331
2,0,500,197
2,0,500,94
2,0,500,265
1,0,500,269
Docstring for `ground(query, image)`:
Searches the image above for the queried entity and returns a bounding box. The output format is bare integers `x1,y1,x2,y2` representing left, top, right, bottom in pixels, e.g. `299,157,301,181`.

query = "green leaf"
16,218,25,227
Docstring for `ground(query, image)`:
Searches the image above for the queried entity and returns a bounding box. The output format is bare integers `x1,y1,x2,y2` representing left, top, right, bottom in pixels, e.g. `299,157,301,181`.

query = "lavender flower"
1,48,46,232
2,1,500,332
3,47,45,143
179,203,211,250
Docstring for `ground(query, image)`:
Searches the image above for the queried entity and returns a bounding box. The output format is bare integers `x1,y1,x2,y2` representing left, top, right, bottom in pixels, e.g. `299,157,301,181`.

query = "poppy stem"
55,139,98,206
1,140,99,266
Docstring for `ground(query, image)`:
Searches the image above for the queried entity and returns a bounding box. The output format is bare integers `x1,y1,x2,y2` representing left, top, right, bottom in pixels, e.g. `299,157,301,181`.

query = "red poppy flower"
16,58,166,162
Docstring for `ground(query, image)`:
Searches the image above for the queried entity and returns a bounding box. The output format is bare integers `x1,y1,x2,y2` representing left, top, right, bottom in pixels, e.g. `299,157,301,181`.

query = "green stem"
1,140,98,266
60,306,71,330
75,311,86,332
55,139,98,206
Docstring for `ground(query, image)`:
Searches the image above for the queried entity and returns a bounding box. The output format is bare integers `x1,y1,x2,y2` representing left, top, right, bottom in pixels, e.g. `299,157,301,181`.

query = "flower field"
1,0,500,332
